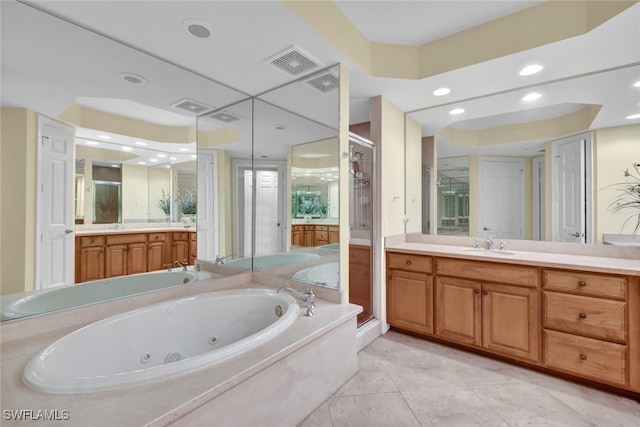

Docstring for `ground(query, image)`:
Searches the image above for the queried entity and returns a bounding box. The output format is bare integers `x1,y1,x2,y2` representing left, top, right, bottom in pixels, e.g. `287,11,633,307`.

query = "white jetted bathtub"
23,289,299,394
226,252,319,270
2,268,211,319
292,262,340,289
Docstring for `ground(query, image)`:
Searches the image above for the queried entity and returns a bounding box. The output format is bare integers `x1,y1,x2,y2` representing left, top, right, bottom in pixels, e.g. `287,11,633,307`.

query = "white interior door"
254,170,280,256
243,169,253,258
553,138,586,242
196,151,217,261
478,157,525,239
532,156,546,241
37,115,75,289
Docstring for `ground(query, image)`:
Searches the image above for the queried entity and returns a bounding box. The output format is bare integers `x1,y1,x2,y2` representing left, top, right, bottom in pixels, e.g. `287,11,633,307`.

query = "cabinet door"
388,270,433,335
105,244,127,278
435,277,481,346
292,229,303,246
329,227,339,244
126,242,147,275
189,238,197,266
148,241,166,272
482,282,540,362
172,240,189,263
79,246,104,282
303,230,314,246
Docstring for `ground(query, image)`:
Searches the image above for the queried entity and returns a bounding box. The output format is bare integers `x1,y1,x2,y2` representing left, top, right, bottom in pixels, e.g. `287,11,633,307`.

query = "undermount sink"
462,248,515,256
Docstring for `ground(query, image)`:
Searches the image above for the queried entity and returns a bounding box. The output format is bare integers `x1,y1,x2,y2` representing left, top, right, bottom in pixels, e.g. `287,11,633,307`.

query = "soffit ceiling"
3,0,639,159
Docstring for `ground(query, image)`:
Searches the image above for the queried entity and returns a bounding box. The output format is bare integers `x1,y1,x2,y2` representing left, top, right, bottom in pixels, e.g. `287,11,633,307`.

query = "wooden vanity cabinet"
303,225,315,247
148,233,168,272
329,226,339,244
77,236,105,282
387,252,434,335
189,233,197,265
291,224,339,247
434,258,540,362
291,225,303,246
314,225,329,246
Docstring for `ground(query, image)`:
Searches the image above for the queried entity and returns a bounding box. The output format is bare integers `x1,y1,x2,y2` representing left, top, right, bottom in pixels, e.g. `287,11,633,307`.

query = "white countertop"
386,242,640,276
75,227,196,236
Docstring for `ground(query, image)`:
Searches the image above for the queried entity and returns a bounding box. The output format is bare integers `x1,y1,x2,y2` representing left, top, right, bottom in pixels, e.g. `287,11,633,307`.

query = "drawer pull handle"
474,289,480,294
482,289,488,296
578,281,587,288
406,260,412,265
579,354,587,361
579,312,587,319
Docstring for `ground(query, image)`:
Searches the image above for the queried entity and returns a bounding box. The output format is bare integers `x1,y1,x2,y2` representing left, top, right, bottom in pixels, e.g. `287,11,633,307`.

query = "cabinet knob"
579,312,587,319
474,288,480,294
388,275,392,280
579,353,587,361
406,260,412,265
578,280,587,288
482,289,488,296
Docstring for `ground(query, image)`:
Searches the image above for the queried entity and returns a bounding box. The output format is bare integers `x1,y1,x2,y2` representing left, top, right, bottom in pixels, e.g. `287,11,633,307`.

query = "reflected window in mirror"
437,156,469,236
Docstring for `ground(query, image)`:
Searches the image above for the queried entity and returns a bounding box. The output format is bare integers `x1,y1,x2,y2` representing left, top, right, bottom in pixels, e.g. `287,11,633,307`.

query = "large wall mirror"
1,1,250,320
409,62,640,245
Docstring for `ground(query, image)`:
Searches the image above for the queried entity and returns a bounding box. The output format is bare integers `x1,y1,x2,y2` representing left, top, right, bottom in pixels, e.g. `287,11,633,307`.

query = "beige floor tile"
328,392,420,427
298,402,333,427
471,381,596,426
402,385,509,426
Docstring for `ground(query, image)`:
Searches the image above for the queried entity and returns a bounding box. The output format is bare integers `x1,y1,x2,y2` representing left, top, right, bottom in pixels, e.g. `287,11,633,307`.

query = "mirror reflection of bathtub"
292,262,340,289
225,252,320,270
1,268,213,320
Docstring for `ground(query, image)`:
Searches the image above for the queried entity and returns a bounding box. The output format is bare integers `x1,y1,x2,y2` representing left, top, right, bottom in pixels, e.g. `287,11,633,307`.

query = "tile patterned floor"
299,330,640,427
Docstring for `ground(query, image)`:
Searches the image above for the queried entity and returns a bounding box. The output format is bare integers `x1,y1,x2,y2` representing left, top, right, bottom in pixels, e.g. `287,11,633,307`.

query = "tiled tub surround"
1,272,360,426
385,234,640,396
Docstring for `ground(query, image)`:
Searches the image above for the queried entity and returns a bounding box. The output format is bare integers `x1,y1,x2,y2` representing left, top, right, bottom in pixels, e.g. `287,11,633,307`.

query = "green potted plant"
159,189,171,221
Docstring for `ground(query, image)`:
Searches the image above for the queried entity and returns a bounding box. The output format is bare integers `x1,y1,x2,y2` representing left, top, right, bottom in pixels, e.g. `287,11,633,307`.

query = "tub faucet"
277,286,316,317
174,259,188,271
214,254,235,265
486,237,494,251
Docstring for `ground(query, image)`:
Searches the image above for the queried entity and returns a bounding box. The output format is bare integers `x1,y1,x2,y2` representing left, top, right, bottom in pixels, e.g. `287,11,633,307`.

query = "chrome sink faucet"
174,259,188,271
277,286,316,317
486,237,494,251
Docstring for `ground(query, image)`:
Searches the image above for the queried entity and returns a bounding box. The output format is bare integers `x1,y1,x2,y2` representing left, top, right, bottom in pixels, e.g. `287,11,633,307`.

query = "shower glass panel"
349,135,375,326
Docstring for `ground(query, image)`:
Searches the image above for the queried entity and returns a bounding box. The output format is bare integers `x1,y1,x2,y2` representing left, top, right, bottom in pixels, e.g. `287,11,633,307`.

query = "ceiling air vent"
306,72,339,93
209,111,240,123
264,45,321,76
171,98,214,115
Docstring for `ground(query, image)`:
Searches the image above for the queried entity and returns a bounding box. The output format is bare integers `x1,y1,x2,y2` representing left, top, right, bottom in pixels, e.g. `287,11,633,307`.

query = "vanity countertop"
386,241,640,276
75,227,196,236
291,219,339,226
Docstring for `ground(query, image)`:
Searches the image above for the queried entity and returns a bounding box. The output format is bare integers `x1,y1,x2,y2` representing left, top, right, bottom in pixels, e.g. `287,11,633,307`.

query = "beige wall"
1,108,37,295
122,164,149,222
594,124,640,242
404,116,422,233
148,167,172,220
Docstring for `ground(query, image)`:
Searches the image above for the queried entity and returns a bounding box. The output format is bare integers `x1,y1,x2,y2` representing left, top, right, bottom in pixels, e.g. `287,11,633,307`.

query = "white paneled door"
197,151,217,262
37,116,75,289
479,157,525,240
553,138,587,243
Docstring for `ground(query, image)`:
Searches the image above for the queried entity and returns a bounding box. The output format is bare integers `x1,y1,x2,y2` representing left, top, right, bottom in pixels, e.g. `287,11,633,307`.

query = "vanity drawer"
292,225,303,232
149,233,166,242
350,246,371,266
436,258,538,287
315,230,328,240
543,270,626,300
172,232,189,241
190,232,197,242
106,234,146,245
315,225,328,232
79,235,105,247
543,292,626,343
388,253,432,274
544,329,627,386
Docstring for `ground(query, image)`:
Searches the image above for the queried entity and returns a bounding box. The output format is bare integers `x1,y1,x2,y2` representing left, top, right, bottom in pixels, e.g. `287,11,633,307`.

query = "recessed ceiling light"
519,64,543,76
98,135,111,140
86,141,99,146
157,154,167,158
111,164,118,168
634,81,640,87
182,18,213,39
522,92,542,101
150,158,159,163
121,146,133,151
119,72,146,84
449,108,465,115
170,157,177,161
433,87,451,96
165,165,171,168
191,154,197,159
179,148,189,152
274,124,287,130
138,161,147,165
135,141,147,146
626,113,640,120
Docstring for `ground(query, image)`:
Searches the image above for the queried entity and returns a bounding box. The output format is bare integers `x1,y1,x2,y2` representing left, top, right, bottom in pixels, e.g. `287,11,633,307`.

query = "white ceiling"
3,0,639,160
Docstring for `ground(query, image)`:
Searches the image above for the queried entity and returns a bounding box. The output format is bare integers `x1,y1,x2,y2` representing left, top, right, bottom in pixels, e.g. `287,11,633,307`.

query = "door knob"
568,232,580,238
482,227,490,231
64,229,73,234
